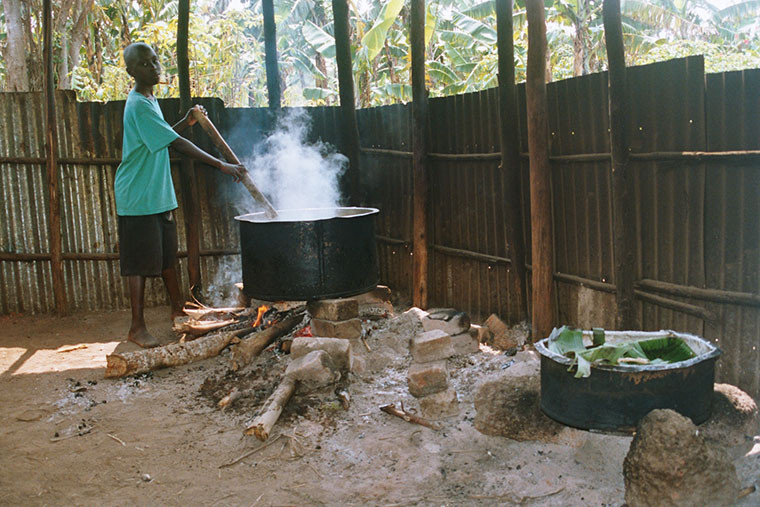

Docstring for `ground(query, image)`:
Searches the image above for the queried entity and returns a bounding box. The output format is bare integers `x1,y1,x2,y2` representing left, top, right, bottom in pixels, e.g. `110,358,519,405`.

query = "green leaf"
302,20,335,58
361,0,405,62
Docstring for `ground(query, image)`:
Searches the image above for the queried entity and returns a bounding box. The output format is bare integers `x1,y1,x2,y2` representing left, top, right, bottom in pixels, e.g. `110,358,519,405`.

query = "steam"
244,108,347,212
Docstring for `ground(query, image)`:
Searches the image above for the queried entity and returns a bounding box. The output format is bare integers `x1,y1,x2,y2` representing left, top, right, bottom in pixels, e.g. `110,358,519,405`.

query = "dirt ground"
1,305,759,506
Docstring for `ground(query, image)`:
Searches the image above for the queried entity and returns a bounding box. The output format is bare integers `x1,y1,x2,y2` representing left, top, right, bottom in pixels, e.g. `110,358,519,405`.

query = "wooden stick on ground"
380,403,440,431
230,308,305,370
105,327,251,378
244,377,297,441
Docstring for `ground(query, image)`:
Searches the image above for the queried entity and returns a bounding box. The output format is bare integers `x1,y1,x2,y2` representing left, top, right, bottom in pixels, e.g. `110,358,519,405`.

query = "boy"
116,42,245,348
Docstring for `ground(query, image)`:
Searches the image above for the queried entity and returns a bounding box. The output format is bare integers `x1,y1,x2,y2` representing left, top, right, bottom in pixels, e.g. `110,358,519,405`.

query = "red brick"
407,361,448,397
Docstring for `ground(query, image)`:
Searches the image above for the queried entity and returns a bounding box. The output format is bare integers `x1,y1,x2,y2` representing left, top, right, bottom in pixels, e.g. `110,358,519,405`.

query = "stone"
470,324,493,344
311,317,363,340
450,329,480,355
700,383,760,460
234,282,251,308
410,329,454,363
285,350,341,389
350,285,392,303
623,409,739,507
358,300,394,320
307,299,359,321
348,353,367,374
419,387,459,420
290,337,351,371
403,307,429,325
422,308,471,336
407,360,448,397
474,372,563,442
483,314,528,350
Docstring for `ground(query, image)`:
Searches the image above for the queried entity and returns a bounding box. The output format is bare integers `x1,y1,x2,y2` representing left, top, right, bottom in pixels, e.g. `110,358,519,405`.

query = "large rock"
419,387,459,420
473,373,562,442
623,409,739,507
407,360,449,398
307,299,359,321
700,383,760,460
285,350,341,389
290,337,350,371
410,329,454,363
311,317,363,340
422,308,471,336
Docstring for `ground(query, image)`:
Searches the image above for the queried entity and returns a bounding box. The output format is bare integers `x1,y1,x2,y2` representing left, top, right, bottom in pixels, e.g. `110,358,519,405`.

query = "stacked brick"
406,308,480,420
307,298,365,373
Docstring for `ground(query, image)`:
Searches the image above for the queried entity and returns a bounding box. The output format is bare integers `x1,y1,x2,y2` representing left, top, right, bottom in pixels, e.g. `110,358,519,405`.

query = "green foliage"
1,0,758,106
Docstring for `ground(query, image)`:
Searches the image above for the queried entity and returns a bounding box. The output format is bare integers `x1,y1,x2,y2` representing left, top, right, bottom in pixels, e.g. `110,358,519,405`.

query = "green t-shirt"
114,89,180,216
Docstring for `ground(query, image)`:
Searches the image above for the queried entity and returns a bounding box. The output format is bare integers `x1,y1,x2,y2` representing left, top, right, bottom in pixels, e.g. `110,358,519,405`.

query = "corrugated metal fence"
1,57,759,397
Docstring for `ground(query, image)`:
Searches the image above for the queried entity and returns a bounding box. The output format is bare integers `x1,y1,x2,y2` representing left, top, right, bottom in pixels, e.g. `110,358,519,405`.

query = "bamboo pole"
410,0,430,309
177,0,202,295
603,0,638,330
332,0,361,205
525,0,554,339
496,0,528,321
262,0,281,110
43,0,67,315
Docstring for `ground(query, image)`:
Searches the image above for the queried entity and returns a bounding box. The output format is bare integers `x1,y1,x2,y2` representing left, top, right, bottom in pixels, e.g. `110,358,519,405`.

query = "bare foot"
127,326,160,348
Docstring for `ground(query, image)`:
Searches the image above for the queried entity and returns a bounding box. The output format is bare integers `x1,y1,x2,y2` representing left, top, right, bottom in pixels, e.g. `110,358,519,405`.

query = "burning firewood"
244,377,297,441
173,317,238,338
230,307,306,370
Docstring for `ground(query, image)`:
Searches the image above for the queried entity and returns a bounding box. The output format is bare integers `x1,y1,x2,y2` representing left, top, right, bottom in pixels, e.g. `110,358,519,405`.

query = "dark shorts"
118,210,178,277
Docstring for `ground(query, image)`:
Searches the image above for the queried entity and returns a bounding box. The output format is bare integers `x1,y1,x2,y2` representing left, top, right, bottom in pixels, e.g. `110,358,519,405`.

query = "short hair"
123,42,154,69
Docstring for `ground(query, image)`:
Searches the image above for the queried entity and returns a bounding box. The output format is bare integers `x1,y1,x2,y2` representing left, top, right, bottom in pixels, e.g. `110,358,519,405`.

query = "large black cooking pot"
235,207,379,301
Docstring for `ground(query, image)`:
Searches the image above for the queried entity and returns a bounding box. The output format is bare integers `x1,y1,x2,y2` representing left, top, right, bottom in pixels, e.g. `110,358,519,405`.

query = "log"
380,402,440,431
244,376,297,441
230,309,305,370
105,327,250,378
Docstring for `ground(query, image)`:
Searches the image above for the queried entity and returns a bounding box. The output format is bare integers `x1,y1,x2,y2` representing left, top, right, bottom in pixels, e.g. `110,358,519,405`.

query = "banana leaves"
546,326,697,378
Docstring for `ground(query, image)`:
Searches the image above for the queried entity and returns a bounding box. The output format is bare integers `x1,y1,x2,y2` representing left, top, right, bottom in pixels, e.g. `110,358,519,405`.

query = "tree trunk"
603,0,639,330
496,0,529,322
525,0,555,340
3,0,31,90
411,0,430,308
262,0,281,110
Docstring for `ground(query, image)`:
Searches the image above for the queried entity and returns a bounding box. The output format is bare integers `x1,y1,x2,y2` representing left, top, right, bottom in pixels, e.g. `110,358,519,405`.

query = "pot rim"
235,206,379,224
534,329,722,372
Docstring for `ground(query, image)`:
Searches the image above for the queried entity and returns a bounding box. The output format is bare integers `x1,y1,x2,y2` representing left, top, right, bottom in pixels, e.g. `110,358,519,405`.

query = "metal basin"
535,330,722,431
235,207,379,301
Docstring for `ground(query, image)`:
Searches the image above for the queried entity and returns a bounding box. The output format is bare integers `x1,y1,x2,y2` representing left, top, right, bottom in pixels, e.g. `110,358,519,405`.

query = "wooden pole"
603,0,638,330
177,0,202,296
495,0,528,322
332,0,361,205
43,0,67,315
525,0,554,339
410,0,430,309
262,0,281,110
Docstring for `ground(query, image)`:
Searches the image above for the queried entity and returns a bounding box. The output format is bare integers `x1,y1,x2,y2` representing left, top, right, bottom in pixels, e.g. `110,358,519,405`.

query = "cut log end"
104,354,128,378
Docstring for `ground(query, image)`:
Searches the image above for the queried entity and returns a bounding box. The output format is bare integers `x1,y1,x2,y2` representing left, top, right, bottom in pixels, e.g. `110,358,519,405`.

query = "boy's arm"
170,137,246,181
172,105,205,134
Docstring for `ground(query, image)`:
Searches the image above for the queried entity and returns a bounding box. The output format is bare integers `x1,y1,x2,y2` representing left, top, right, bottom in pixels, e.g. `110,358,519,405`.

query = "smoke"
243,108,347,212
201,256,242,308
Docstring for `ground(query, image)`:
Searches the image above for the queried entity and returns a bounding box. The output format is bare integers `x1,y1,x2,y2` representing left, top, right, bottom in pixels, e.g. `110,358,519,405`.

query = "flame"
252,305,270,328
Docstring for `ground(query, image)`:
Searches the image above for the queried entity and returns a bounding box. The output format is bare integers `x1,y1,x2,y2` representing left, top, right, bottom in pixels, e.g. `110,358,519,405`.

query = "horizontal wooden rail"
5,150,760,168
0,248,238,262
375,234,409,246
636,278,760,308
430,244,512,265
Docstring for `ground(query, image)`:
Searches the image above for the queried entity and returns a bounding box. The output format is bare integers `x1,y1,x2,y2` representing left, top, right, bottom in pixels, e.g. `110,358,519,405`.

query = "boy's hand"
219,162,246,183
185,105,207,126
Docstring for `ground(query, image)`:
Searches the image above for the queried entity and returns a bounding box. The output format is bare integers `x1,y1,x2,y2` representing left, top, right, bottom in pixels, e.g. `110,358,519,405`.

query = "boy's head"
124,42,161,87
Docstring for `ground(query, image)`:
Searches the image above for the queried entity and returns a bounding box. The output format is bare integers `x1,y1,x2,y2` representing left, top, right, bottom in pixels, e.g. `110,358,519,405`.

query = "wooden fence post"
496,0,528,322
525,0,554,339
43,0,67,315
603,0,638,329
332,0,361,205
411,0,430,308
178,0,202,296
262,0,281,110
